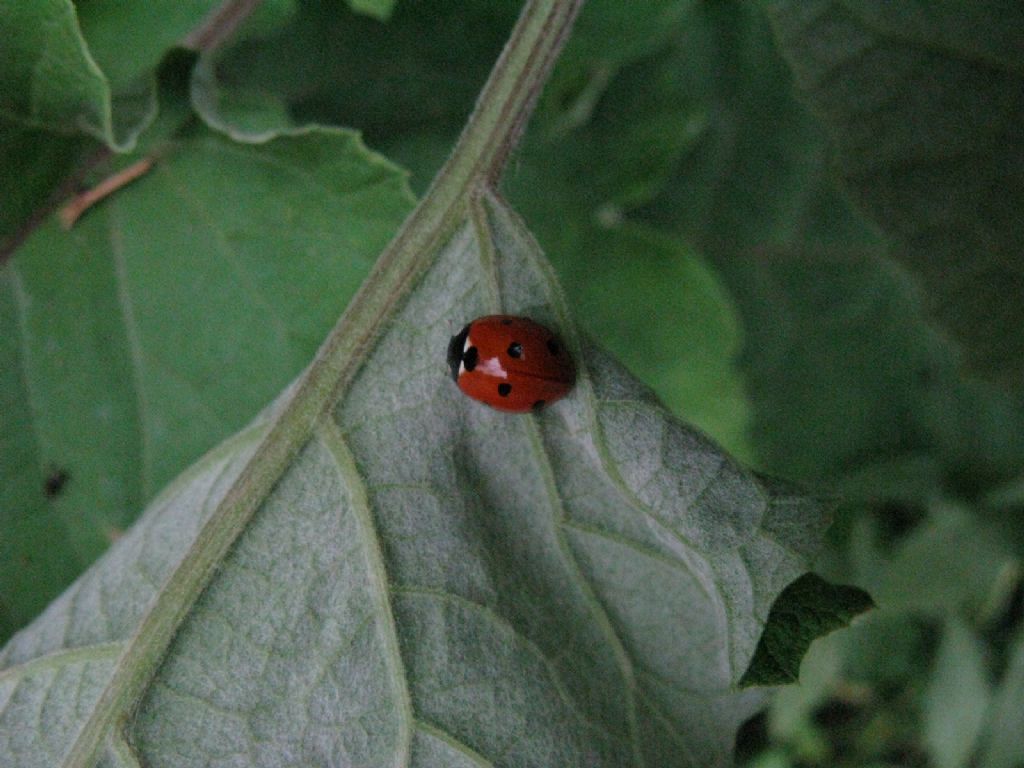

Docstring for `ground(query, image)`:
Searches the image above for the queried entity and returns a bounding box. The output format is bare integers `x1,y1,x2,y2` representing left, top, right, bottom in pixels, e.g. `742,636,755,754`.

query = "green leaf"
621,2,1024,495
516,46,708,220
764,0,1024,385
979,629,1024,768
0,187,829,766
0,0,146,149
191,55,296,141
545,222,752,458
717,245,1024,489
767,628,845,745
858,504,1014,616
740,573,874,687
640,0,881,255
0,127,413,638
618,5,1024,491
0,123,92,246
557,0,694,71
839,609,933,685
723,249,955,482
923,618,991,768
347,0,397,21
75,0,219,93
0,0,228,150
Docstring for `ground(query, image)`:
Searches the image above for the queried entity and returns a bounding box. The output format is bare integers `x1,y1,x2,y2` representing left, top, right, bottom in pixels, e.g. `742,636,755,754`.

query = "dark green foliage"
741,573,874,687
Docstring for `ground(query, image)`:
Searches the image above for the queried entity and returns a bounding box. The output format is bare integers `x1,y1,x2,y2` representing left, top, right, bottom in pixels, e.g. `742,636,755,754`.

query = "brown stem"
182,0,264,53
59,157,156,229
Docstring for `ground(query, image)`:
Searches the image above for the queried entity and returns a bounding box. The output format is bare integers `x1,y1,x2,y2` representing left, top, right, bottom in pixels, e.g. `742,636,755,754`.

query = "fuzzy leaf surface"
0,193,828,767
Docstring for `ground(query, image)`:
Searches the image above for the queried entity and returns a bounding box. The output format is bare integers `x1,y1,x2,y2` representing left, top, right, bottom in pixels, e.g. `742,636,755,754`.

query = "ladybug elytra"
447,315,575,413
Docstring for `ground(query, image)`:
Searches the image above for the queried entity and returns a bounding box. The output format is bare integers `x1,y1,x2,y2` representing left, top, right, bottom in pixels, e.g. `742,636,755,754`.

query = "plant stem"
182,0,265,53
63,1,584,765
58,157,155,229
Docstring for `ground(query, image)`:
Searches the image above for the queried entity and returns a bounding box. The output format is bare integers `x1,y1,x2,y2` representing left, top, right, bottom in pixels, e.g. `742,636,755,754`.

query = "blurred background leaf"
765,0,1024,386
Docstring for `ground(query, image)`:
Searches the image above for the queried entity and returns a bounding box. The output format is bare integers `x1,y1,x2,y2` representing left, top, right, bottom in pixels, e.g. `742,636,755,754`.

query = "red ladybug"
447,315,576,413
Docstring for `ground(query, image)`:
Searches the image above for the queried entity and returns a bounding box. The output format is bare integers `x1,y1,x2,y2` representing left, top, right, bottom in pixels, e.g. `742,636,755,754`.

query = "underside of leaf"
0,191,828,767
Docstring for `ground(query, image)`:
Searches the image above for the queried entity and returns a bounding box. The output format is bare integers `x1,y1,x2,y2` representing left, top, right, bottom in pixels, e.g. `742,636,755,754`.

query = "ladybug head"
447,324,470,382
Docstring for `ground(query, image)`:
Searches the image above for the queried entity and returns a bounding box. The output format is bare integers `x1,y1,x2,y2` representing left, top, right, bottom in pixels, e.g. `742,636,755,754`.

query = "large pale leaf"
764,0,1024,385
0,126,413,638
0,192,828,766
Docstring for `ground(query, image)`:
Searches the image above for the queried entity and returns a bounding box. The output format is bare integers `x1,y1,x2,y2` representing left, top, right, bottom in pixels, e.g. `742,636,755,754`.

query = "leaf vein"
396,586,630,743
414,719,495,767
318,419,414,768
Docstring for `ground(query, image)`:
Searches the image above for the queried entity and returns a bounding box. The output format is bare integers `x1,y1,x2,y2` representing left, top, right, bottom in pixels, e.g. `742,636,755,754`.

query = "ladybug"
447,315,576,413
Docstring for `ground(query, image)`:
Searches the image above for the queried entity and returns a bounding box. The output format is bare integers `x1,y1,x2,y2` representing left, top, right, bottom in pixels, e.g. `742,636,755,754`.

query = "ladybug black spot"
463,346,479,372
547,339,560,356
498,383,512,397
532,399,545,411
507,342,522,358
501,318,513,325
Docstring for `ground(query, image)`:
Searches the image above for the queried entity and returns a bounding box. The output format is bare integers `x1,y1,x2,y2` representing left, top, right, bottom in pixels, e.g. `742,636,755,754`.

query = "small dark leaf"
740,572,874,687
